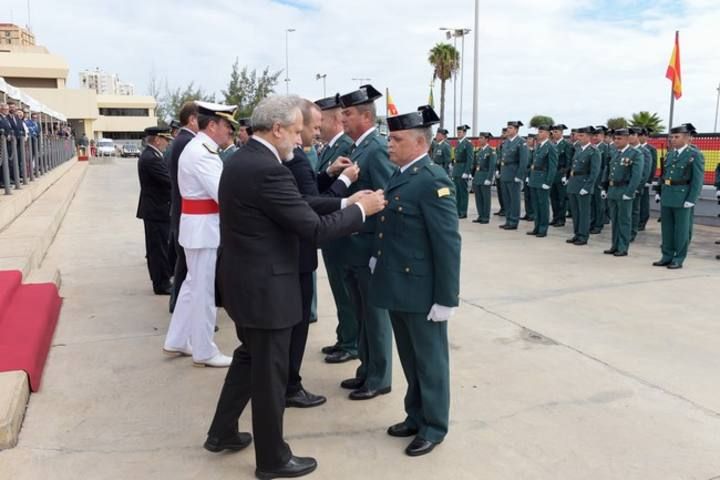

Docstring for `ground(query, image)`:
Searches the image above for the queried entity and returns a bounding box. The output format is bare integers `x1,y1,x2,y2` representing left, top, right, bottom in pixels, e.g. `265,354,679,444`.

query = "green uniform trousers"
550,180,567,224
568,193,591,241
523,184,535,220
474,185,492,222
453,176,469,217
639,187,651,229
322,252,358,355
530,187,550,235
389,311,449,443
660,206,693,265
631,195,641,241
500,181,521,226
591,187,605,232
496,181,506,212
608,198,633,253
310,271,317,322
344,264,392,389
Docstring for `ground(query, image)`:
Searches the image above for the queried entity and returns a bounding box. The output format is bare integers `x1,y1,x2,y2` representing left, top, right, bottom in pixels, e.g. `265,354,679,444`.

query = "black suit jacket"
136,146,171,222
168,128,196,234
0,115,11,137
7,115,23,137
217,138,364,330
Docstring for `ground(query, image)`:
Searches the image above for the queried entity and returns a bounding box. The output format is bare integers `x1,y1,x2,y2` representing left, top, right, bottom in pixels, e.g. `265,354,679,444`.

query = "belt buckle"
531,165,534,171
570,172,575,177
610,181,614,186
664,179,671,185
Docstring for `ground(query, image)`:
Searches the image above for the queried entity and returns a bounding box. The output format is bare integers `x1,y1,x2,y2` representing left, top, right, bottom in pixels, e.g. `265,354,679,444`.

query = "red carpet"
0,270,63,392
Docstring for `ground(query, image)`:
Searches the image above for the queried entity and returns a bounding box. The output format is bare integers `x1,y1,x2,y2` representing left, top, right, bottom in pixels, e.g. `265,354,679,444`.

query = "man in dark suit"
136,127,174,295
168,102,199,312
205,95,386,479
282,99,361,409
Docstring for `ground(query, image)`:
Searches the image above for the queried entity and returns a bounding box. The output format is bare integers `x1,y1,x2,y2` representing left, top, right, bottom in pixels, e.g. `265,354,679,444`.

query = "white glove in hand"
525,177,530,183
579,188,589,196
483,179,492,186
426,304,457,322
600,190,607,200
495,171,501,179
368,256,377,274
514,177,522,183
683,201,694,208
561,177,568,186
463,173,471,180
541,184,550,190
645,183,652,188
622,194,632,200
655,193,661,203
716,190,720,199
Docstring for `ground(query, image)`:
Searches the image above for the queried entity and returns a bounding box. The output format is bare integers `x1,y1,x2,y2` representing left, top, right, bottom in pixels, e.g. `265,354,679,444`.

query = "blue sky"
2,0,719,132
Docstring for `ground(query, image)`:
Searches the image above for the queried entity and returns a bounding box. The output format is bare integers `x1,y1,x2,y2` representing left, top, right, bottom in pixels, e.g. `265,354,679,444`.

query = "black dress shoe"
573,239,588,246
498,224,508,229
503,225,518,230
214,325,219,332
340,377,364,390
308,317,317,324
387,422,419,437
472,218,482,223
535,233,547,238
153,284,172,295
321,344,340,355
493,211,505,216
613,251,628,257
405,437,439,457
526,231,538,236
479,220,489,224
716,255,720,260
566,237,577,243
204,432,253,452
458,214,467,219
349,386,391,400
715,240,720,245
603,248,617,255
286,388,327,408
255,455,317,480
589,229,602,235
667,263,683,269
652,260,671,267
553,222,565,227
325,350,358,364
520,215,530,221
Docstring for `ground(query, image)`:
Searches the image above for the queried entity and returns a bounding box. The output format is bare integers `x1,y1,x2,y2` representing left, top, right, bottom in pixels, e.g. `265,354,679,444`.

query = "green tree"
222,59,282,118
607,117,628,130
529,115,555,128
428,43,459,129
161,82,215,124
630,111,665,134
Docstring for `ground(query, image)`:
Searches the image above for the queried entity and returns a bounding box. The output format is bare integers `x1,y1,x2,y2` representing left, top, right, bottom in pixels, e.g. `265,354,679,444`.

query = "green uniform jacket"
595,142,610,187
603,146,643,200
432,140,452,169
219,144,238,162
452,138,473,177
554,139,573,181
472,146,496,185
341,129,394,266
317,133,354,174
499,136,529,182
643,143,658,183
528,140,558,188
659,146,705,208
369,155,461,313
567,145,601,194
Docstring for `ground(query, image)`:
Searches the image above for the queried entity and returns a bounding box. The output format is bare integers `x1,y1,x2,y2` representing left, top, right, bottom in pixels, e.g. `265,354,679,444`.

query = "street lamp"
285,28,295,94
351,77,372,86
714,82,720,133
472,0,479,136
316,73,327,97
439,27,471,131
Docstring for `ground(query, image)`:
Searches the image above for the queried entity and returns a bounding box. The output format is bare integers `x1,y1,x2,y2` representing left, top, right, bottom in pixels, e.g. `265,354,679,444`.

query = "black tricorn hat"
613,128,630,136
628,127,643,135
575,126,594,134
527,133,537,139
238,117,251,127
457,124,470,132
507,120,523,128
315,94,343,111
144,126,173,139
339,84,382,108
169,119,181,130
387,105,440,132
594,125,608,134
477,131,493,138
670,123,697,134
551,124,567,131
437,128,449,135
536,124,551,132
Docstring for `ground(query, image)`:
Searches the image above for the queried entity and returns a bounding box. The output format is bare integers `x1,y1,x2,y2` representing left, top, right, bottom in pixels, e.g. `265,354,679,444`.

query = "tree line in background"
149,58,282,125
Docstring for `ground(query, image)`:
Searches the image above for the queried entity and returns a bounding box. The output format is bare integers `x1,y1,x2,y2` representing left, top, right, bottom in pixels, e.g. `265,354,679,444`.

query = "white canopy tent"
0,76,67,122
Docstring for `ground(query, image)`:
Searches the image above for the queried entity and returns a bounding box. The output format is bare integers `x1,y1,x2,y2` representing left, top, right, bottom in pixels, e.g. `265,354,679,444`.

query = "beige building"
0,25,156,141
0,23,35,47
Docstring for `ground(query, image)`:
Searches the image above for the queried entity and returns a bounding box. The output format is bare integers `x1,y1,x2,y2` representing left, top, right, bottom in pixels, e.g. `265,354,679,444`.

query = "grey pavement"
1,157,720,480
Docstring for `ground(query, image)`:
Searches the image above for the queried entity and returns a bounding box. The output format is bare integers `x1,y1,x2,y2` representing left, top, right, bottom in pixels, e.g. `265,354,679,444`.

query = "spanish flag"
429,86,435,109
666,31,682,100
386,89,399,116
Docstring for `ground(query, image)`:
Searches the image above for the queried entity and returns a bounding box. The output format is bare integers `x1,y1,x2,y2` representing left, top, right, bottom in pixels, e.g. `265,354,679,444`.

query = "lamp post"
285,28,295,94
472,0,479,136
714,82,720,133
351,77,371,86
316,73,327,97
439,27,471,131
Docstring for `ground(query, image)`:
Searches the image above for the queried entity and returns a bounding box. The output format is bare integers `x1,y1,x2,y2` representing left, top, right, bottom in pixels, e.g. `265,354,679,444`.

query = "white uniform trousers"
164,247,219,362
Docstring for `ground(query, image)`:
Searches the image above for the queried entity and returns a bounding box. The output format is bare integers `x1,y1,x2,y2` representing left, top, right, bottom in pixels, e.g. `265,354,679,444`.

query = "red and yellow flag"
666,31,682,100
386,89,399,116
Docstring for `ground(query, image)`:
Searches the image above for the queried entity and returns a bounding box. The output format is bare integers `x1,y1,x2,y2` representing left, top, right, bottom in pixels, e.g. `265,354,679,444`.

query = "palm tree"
630,111,665,134
428,43,459,129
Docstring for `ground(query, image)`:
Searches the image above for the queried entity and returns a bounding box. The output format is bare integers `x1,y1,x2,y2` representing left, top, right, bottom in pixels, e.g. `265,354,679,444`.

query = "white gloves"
716,190,720,199
483,179,492,186
579,188,589,196
561,176,568,186
683,201,694,208
495,171,501,179
655,194,661,203
427,304,457,322
600,190,607,200
461,173,471,180
525,177,529,183
514,177,522,183
368,256,377,274
645,183,652,188
622,194,632,200
542,184,550,190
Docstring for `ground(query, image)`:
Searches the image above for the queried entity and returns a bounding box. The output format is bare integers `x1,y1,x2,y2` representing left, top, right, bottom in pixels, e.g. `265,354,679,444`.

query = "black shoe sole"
349,386,391,400
204,438,252,453
325,353,358,364
256,463,318,480
285,397,327,408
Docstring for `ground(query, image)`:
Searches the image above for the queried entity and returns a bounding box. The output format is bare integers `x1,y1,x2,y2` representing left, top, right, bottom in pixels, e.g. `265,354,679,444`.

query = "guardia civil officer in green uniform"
522,134,536,222
494,127,508,216
590,126,610,234
368,105,460,457
471,132,496,223
217,117,240,162
314,94,360,363
432,128,452,174
452,125,473,218
600,128,643,256
653,123,704,269
527,125,557,237
337,84,395,399
566,126,601,245
550,124,571,227
638,129,658,230
498,121,529,229
628,127,653,242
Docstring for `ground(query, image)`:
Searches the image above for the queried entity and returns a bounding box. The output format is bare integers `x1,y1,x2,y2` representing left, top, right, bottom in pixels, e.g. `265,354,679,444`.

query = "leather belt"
663,179,689,186
609,180,628,187
181,198,219,215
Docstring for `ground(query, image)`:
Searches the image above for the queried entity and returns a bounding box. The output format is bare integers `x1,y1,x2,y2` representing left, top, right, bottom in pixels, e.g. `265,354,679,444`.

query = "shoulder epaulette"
202,143,218,155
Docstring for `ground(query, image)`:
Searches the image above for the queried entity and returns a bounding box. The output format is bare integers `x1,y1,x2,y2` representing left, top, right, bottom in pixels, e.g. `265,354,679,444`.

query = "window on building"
102,131,146,140
98,108,149,117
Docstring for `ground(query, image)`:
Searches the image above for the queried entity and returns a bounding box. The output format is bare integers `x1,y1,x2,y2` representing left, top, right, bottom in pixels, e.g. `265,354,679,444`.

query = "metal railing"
1,129,75,195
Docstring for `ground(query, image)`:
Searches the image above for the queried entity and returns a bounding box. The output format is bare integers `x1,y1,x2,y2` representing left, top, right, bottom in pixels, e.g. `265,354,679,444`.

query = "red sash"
181,198,219,215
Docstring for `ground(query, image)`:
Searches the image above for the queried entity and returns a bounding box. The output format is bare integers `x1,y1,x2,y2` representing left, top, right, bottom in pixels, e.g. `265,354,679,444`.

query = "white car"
96,138,116,157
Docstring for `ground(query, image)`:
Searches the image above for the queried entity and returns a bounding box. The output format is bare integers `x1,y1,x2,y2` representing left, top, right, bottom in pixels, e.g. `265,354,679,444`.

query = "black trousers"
287,272,312,395
169,230,186,311
208,325,293,470
142,220,172,291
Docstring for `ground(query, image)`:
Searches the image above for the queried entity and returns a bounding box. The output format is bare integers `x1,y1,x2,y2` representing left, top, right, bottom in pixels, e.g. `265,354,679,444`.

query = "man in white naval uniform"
163,101,238,367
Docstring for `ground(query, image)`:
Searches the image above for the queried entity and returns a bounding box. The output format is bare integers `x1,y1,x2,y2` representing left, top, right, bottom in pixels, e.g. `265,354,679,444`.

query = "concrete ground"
1,156,720,480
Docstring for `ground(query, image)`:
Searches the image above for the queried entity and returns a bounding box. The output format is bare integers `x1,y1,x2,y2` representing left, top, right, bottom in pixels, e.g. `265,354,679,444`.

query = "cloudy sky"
4,0,720,132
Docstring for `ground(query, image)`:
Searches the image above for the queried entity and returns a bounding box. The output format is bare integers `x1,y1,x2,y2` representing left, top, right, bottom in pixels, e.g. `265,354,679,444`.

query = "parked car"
96,138,116,157
121,143,141,157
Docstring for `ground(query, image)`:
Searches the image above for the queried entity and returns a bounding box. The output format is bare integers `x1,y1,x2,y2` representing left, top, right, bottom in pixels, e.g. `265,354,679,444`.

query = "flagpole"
667,30,678,148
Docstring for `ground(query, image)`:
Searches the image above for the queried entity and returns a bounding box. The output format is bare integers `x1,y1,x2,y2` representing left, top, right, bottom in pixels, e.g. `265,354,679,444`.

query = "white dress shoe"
193,353,232,368
163,345,192,357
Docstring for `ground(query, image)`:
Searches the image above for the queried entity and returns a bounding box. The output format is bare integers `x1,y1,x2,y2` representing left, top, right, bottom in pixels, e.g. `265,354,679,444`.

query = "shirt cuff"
338,174,351,187
355,203,366,222
340,198,347,209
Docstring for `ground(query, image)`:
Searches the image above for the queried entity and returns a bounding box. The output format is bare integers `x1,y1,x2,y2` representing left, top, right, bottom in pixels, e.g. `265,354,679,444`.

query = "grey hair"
251,95,303,132
412,127,432,147
356,102,377,122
